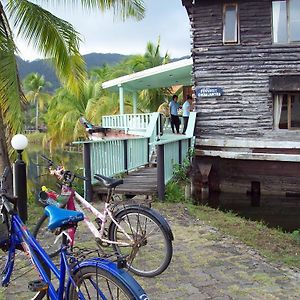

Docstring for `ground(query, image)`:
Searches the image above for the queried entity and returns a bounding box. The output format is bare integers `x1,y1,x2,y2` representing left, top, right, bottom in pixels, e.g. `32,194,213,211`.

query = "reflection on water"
200,192,300,232
26,148,83,199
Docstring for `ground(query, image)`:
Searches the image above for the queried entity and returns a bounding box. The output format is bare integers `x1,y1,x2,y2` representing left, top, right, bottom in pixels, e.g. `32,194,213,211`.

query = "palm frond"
7,0,87,95
0,2,25,136
34,0,145,20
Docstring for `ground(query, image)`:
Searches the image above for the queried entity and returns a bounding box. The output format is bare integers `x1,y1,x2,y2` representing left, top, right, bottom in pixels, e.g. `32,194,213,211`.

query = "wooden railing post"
83,143,92,201
157,144,165,200
147,137,150,163
124,139,128,173
178,140,182,165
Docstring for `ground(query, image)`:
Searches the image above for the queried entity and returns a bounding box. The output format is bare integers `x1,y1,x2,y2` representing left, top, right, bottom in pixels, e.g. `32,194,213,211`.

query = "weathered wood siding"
184,0,300,141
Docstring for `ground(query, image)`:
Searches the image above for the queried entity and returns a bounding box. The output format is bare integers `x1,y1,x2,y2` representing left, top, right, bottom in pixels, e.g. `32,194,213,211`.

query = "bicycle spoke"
110,207,172,277
106,277,114,299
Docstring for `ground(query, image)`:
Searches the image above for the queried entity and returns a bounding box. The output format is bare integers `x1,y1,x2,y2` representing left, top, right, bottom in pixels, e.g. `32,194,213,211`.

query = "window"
274,94,300,129
223,4,239,44
272,0,300,43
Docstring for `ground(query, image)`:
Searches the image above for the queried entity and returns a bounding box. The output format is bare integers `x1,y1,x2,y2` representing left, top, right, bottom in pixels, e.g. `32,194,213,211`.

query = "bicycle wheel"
32,214,61,258
68,266,139,300
108,206,173,277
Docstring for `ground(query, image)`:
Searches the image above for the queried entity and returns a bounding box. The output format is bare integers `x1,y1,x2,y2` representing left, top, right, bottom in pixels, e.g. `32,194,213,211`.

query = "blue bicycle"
0,168,149,299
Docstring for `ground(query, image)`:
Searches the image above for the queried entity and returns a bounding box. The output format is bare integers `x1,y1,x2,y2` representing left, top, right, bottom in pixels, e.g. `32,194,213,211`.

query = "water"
202,192,300,232
26,146,300,232
26,147,83,199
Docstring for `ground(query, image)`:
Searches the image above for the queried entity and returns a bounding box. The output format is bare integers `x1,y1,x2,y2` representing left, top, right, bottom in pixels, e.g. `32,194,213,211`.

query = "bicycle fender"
115,204,174,241
66,258,149,299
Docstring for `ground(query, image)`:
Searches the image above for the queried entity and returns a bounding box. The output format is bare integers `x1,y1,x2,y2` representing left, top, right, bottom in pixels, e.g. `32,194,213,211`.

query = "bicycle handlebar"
0,194,15,214
40,155,88,184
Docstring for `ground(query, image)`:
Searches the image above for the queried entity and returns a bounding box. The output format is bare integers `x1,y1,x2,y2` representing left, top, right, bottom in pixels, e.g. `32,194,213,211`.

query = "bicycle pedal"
28,279,48,292
117,258,127,269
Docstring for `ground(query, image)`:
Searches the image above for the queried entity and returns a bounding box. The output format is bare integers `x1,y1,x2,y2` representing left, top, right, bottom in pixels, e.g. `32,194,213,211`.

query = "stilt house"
182,0,300,196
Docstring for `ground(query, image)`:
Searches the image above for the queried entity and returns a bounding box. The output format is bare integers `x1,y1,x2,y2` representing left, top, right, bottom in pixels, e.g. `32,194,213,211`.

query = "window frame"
272,0,300,44
274,93,300,130
223,3,240,45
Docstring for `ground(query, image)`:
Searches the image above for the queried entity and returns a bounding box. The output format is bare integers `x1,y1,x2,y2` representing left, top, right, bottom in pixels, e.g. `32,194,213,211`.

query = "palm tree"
44,76,139,151
0,0,145,174
89,39,172,113
23,72,51,131
44,79,110,150
135,38,172,111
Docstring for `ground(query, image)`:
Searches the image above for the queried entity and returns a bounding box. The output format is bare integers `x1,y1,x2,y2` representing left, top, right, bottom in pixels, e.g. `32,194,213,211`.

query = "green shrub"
291,229,300,244
165,181,185,203
172,148,194,184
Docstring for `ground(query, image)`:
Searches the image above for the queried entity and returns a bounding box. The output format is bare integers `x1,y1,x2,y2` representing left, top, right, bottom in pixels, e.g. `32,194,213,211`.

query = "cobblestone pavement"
1,202,300,299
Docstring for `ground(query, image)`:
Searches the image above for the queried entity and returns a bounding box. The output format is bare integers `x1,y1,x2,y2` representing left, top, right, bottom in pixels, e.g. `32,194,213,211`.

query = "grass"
185,203,300,268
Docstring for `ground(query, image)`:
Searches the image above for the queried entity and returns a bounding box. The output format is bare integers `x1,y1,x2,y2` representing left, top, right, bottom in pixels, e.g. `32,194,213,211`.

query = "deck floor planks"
93,166,158,196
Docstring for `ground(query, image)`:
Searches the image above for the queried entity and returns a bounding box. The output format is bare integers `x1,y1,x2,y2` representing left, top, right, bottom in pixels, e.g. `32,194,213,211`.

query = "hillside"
17,53,128,92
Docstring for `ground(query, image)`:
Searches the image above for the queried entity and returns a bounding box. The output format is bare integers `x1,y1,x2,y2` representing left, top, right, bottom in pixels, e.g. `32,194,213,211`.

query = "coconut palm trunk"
35,95,39,131
0,111,13,189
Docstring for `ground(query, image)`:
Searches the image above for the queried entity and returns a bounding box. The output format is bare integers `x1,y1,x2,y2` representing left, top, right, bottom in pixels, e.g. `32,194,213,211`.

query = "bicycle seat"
94,174,123,189
44,205,84,230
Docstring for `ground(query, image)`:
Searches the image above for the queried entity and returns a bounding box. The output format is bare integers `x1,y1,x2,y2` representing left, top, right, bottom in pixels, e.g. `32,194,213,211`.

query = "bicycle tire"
67,265,143,300
108,206,173,277
32,214,61,258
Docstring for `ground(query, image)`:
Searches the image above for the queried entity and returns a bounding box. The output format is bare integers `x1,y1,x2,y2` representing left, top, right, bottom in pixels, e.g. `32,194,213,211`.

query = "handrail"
84,137,148,184
102,113,153,133
76,112,196,200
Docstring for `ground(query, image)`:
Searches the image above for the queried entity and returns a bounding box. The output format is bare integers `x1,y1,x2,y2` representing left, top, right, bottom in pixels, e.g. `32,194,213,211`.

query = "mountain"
17,53,128,92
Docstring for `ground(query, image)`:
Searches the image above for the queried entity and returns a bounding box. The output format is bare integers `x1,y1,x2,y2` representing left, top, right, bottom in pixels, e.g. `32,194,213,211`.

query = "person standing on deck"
169,95,180,134
182,95,193,134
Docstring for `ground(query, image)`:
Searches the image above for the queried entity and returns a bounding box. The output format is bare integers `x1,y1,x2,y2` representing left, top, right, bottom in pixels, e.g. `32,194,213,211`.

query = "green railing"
75,137,149,200
102,113,153,135
75,112,196,200
156,137,193,199
155,112,197,199
88,138,149,184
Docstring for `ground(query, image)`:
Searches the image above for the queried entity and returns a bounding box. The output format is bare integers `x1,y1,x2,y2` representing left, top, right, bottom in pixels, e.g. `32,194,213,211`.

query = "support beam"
118,84,124,114
132,92,137,114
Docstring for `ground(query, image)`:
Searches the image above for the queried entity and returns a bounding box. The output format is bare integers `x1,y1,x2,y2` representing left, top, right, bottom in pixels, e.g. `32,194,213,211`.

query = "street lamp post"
11,134,28,223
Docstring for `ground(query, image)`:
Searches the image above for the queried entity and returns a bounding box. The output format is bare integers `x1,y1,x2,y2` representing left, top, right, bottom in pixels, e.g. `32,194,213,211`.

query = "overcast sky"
14,0,192,61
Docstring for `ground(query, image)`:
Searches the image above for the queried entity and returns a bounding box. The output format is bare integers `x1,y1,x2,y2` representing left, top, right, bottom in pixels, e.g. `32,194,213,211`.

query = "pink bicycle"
33,155,173,277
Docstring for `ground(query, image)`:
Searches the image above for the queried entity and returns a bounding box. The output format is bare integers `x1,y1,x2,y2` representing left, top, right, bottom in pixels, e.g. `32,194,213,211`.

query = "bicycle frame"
69,187,134,246
2,212,87,299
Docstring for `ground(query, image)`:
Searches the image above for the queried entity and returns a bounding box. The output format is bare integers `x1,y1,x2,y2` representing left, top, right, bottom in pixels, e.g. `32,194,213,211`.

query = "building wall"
184,0,300,140
183,0,300,195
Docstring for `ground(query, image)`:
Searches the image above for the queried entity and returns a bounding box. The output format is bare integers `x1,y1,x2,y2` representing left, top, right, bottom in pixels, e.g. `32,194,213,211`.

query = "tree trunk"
0,110,13,191
35,96,39,131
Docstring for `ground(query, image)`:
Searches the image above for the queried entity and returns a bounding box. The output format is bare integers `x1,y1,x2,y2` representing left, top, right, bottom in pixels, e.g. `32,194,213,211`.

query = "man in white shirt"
182,95,193,134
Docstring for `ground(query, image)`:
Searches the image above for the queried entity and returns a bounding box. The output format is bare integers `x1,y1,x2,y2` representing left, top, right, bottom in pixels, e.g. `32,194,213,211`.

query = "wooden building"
182,0,300,196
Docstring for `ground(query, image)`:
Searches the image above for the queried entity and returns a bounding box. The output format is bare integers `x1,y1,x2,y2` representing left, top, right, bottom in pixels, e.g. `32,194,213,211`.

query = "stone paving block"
1,203,300,299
